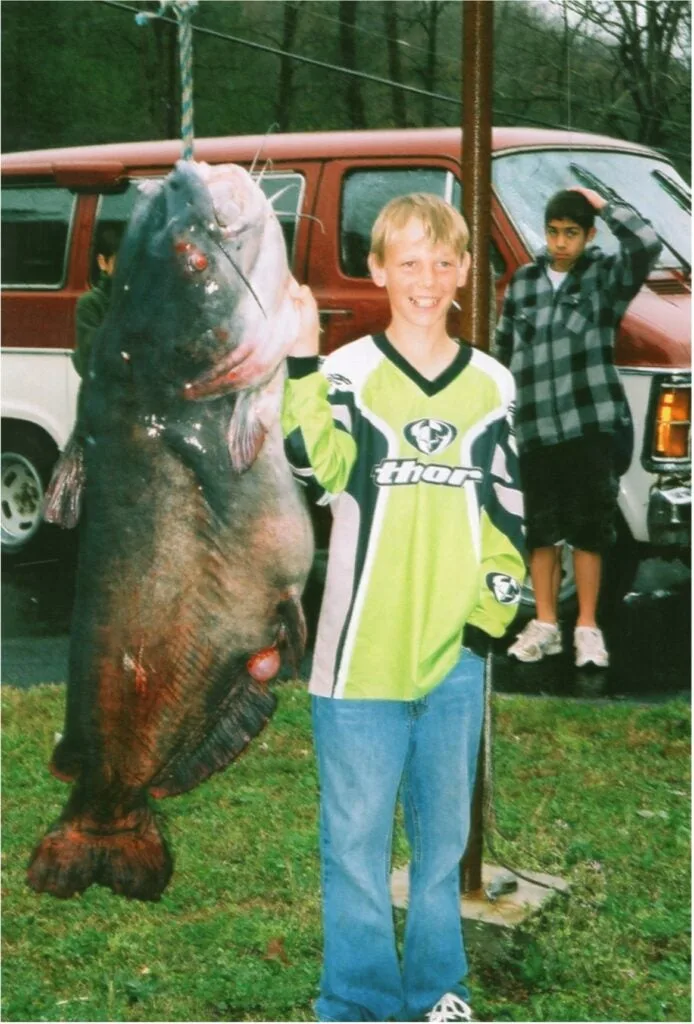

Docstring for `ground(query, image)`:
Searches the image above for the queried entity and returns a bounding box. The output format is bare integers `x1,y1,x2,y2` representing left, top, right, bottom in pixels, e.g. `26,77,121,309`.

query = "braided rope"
177,5,195,160
136,0,198,161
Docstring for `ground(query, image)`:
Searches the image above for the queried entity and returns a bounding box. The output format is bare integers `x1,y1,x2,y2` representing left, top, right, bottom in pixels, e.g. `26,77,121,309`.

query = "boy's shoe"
574,626,609,668
507,619,562,663
426,993,475,1022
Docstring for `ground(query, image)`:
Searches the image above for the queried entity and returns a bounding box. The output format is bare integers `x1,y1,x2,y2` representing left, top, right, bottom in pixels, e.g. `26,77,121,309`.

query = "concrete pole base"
391,862,569,928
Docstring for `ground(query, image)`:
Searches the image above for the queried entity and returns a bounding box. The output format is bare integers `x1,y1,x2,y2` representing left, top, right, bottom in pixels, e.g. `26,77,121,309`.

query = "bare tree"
339,0,367,128
564,0,691,148
135,1,180,139
382,0,408,126
407,1,452,124
275,0,302,130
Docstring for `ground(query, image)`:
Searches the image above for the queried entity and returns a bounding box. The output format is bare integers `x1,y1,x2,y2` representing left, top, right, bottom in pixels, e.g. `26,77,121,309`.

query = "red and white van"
2,127,690,607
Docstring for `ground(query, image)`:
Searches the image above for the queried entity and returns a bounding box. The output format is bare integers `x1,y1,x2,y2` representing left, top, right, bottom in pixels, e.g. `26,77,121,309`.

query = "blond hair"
369,193,470,264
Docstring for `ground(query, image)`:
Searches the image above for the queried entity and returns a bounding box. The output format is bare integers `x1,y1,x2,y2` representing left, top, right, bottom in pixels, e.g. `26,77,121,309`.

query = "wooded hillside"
2,0,690,179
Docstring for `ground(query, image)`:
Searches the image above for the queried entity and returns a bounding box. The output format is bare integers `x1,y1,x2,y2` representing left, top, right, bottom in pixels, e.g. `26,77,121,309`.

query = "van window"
93,183,147,283
93,171,305,282
255,172,304,266
340,168,455,278
490,241,506,279
438,178,504,278
493,149,691,272
1,186,75,288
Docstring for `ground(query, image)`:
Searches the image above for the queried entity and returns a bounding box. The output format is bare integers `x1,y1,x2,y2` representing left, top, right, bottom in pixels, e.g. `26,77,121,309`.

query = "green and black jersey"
282,332,526,701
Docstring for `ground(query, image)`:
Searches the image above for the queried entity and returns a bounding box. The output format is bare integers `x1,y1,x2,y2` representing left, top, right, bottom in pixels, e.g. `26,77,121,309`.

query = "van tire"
1,425,59,561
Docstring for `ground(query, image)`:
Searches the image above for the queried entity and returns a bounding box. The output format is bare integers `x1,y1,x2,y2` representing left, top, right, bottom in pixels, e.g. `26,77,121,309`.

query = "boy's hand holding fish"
288,278,321,357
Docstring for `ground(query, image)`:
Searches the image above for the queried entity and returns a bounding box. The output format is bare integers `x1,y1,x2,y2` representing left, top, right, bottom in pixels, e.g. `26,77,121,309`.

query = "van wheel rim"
1,452,44,550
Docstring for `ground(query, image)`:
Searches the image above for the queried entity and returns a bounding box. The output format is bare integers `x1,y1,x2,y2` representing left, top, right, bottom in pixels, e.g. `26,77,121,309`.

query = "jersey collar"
373,332,472,397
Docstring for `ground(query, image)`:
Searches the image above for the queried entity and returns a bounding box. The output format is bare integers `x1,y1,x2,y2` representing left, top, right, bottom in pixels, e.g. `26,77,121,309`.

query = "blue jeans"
311,648,484,1022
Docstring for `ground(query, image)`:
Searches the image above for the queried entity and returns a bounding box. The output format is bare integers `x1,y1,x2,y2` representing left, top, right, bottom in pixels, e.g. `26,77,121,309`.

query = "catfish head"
182,161,301,399
100,160,300,472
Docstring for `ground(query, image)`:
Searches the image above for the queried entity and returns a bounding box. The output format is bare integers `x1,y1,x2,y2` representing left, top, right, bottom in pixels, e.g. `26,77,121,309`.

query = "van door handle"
319,309,353,333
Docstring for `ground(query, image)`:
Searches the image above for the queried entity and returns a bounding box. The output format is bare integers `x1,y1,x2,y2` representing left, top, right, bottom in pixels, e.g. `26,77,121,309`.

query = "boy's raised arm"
281,282,358,504
571,185,663,309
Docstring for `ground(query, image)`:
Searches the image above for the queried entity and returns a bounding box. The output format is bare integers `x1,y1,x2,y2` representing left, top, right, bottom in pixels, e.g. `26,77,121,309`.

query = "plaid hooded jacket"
494,201,662,454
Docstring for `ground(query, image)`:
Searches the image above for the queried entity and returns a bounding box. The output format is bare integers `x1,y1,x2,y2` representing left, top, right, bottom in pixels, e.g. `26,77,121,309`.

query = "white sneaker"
574,626,609,668
507,619,562,663
427,993,475,1022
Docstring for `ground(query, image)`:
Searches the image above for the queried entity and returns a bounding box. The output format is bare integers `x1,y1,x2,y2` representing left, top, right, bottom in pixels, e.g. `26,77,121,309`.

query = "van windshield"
493,148,691,273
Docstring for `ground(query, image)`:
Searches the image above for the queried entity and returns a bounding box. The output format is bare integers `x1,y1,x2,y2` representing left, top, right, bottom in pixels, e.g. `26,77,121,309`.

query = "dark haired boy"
495,186,661,667
44,226,123,527
71,225,123,445
73,225,121,381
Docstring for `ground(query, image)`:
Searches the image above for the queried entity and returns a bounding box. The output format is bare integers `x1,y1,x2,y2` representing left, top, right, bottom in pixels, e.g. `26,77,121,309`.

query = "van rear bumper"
647,481,691,546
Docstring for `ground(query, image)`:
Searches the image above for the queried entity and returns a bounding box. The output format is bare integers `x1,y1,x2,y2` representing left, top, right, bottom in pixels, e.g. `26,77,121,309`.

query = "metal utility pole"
460,0,494,897
459,0,494,353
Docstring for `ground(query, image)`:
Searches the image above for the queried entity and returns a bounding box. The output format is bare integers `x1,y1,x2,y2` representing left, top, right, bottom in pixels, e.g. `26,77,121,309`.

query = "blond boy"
282,194,525,1022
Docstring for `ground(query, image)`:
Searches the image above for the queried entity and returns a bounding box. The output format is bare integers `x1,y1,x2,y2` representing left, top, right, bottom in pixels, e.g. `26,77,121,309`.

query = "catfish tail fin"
26,799,172,902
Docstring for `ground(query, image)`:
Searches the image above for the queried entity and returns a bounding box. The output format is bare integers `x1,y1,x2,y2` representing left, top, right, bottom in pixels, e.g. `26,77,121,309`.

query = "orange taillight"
653,387,691,459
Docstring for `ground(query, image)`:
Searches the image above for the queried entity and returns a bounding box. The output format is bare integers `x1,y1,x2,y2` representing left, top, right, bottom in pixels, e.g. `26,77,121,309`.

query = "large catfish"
27,162,314,901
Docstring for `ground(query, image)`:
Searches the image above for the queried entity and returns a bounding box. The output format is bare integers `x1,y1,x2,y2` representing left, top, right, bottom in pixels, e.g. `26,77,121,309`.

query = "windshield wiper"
569,162,690,278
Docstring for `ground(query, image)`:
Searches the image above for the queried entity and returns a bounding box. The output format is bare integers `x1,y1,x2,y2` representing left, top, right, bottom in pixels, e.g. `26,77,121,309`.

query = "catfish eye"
174,239,209,272
188,251,208,272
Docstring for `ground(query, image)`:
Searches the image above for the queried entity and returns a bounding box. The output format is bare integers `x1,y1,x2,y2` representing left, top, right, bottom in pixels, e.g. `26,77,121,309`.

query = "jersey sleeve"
281,355,358,505
466,384,526,639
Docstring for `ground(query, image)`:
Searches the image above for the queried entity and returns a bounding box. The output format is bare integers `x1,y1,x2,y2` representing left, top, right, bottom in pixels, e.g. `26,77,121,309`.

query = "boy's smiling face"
368,217,469,332
546,217,596,272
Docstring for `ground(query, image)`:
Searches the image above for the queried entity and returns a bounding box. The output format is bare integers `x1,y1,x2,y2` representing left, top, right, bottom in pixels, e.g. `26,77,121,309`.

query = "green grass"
2,683,690,1022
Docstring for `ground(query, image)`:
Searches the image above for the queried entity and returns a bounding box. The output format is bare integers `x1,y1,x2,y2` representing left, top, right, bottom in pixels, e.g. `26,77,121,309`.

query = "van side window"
93,172,305,282
451,178,505,279
490,241,506,279
1,186,75,288
94,183,153,283
255,173,304,267
340,169,452,278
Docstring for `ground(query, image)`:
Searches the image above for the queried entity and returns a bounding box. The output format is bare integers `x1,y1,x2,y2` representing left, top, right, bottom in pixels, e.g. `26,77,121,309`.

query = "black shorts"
519,435,618,554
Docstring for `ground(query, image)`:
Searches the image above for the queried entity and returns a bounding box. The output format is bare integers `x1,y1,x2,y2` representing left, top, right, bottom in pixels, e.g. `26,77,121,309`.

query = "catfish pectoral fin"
43,432,85,529
148,672,277,799
26,801,172,902
227,391,268,472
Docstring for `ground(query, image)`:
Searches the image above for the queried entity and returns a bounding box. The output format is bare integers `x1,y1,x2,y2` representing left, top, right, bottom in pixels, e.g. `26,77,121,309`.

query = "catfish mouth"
183,344,251,399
